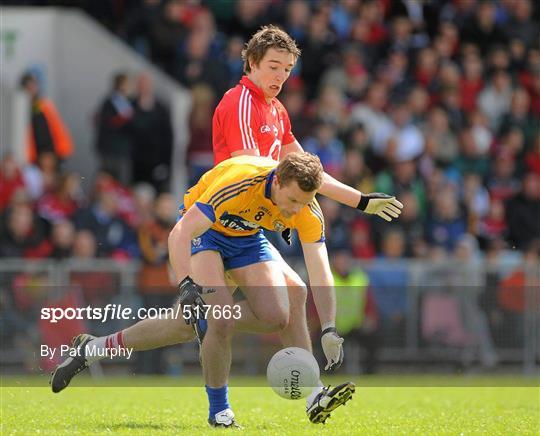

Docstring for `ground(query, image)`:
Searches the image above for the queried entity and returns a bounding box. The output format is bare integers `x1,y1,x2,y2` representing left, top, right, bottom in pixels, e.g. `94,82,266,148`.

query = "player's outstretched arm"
168,206,213,284
281,141,403,221
301,241,344,371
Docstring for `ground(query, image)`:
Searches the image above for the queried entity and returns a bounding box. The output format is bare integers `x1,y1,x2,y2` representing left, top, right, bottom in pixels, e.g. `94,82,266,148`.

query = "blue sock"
198,318,208,333
206,385,230,419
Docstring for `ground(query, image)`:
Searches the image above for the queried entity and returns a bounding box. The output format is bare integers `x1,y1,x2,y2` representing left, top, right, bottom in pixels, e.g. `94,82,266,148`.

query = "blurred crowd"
3,0,540,373
2,0,539,264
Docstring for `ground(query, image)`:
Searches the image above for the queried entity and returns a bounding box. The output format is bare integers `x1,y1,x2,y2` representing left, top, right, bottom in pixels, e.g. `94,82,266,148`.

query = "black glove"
281,228,292,245
178,276,215,325
356,193,403,222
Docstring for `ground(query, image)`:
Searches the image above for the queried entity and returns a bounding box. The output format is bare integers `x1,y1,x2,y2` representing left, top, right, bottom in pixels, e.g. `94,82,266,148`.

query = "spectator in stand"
455,127,491,178
50,220,75,260
503,0,539,50
37,173,83,225
318,197,353,253
73,187,138,259
375,159,426,217
281,80,312,143
425,183,466,252
319,46,368,103
371,100,424,163
303,119,345,178
313,85,351,135
340,149,374,195
377,47,411,102
331,250,379,374
21,151,59,201
351,81,392,159
478,199,507,245
0,155,26,213
19,72,74,166
496,239,540,347
414,47,439,98
95,72,135,185
478,69,513,132
123,0,162,58
407,86,429,126
131,72,173,193
136,192,177,374
421,106,459,168
147,0,189,75
225,0,267,42
505,172,540,250
525,133,540,174
224,36,245,88
367,229,408,346
499,87,539,148
440,82,466,131
349,216,376,260
93,171,138,229
72,230,98,259
283,0,310,46
186,84,215,185
486,151,521,202
461,0,508,56
460,51,485,113
132,183,157,228
176,11,229,97
300,8,338,99
462,172,491,223
0,204,51,258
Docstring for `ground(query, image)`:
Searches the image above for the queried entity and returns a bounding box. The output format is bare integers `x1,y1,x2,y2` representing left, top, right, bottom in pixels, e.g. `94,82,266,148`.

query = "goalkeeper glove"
357,193,403,222
321,327,344,371
178,276,215,325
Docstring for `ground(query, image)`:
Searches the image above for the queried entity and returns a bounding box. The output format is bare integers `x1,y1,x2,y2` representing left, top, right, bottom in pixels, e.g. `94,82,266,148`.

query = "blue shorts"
190,228,277,270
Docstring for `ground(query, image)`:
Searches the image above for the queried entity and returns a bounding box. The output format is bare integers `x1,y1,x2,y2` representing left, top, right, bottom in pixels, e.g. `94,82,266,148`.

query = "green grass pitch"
2,376,538,435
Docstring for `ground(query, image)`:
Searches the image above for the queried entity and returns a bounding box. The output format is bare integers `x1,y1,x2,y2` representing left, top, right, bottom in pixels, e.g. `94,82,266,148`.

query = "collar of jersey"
264,169,276,201
241,76,270,105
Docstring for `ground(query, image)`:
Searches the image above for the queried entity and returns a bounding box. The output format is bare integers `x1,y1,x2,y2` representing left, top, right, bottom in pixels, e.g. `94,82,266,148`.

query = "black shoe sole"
309,382,356,424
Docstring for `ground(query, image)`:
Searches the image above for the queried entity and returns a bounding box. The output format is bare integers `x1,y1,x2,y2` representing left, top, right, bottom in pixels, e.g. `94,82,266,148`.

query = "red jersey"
212,76,296,165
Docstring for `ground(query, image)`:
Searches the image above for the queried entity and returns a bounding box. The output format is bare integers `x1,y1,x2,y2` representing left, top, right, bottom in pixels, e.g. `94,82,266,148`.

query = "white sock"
84,331,125,364
306,381,325,406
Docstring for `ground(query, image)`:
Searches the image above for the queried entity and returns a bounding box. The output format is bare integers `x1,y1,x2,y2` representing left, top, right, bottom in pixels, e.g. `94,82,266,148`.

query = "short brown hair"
276,152,323,192
242,25,301,73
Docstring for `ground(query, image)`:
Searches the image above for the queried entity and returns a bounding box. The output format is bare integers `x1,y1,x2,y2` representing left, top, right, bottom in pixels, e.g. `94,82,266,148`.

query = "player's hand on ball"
357,193,403,222
321,327,344,371
178,276,215,325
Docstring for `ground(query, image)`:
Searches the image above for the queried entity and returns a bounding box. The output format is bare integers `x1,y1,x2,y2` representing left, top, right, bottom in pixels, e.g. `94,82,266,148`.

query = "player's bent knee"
259,310,289,332
208,317,235,338
287,284,308,306
284,271,306,289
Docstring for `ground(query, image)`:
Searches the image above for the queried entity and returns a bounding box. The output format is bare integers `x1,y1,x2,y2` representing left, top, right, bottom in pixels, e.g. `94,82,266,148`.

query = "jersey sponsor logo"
219,213,259,231
260,125,271,134
273,220,286,232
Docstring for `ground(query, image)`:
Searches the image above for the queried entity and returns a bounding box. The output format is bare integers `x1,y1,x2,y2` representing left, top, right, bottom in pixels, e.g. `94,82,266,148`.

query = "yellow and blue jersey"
182,155,325,243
